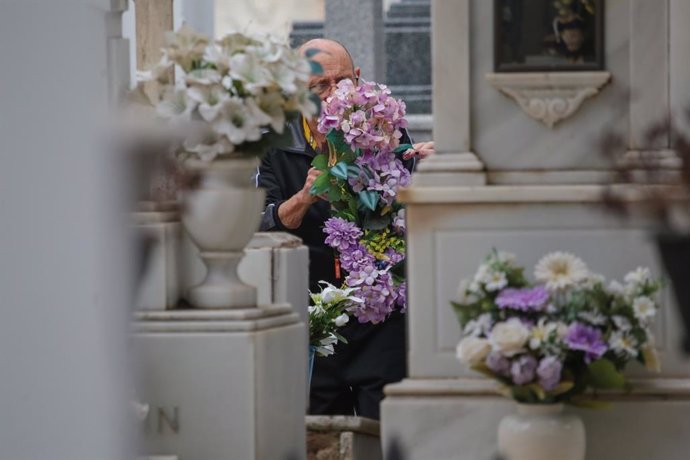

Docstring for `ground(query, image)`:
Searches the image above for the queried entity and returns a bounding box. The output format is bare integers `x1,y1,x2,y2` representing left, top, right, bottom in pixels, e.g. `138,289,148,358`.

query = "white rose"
334,313,349,327
489,319,530,357
456,337,491,365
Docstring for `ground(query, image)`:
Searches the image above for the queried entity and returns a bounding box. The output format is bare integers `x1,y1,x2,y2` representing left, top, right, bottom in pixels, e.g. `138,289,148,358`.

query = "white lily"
156,88,197,121
229,52,272,93
187,84,229,122
213,97,262,144
251,91,287,133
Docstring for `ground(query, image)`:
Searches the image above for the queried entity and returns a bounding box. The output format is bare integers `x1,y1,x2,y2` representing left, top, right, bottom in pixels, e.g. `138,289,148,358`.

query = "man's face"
307,44,359,101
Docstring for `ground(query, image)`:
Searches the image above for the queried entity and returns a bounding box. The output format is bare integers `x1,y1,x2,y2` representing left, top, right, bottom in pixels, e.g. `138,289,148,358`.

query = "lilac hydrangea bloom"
317,78,407,154
486,351,511,377
537,356,563,391
565,322,608,363
495,286,549,312
339,244,375,273
392,209,406,233
323,217,362,252
396,281,407,311
511,355,538,385
349,272,398,323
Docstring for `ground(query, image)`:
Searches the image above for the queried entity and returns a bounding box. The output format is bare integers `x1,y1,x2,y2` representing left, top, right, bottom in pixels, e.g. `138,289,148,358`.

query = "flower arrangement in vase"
452,250,663,460
310,78,412,324
130,25,319,308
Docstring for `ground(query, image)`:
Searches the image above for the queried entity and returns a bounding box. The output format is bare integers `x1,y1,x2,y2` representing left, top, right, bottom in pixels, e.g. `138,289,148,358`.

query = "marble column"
0,1,133,459
324,0,386,82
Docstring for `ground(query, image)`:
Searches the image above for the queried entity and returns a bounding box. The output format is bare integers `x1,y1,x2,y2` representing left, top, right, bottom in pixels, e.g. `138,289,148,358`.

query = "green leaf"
358,191,380,212
547,381,575,396
362,209,389,230
304,48,321,59
390,260,406,278
311,154,329,171
310,173,331,195
393,143,414,154
326,184,342,202
330,161,349,180
326,130,354,155
588,359,626,389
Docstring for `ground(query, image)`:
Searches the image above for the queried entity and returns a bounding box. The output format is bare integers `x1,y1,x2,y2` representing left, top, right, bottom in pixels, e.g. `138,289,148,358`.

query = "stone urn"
498,403,585,460
182,156,264,309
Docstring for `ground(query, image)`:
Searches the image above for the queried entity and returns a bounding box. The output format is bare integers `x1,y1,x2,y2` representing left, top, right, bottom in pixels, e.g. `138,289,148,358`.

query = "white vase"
182,156,265,309
498,403,585,460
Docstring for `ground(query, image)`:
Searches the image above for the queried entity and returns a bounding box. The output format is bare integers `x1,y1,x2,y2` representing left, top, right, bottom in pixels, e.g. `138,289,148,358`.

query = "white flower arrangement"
133,24,318,161
308,282,363,357
452,249,664,405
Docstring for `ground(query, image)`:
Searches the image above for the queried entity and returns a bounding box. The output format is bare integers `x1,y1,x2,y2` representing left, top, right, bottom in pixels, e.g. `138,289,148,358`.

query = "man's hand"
403,141,435,160
278,167,323,229
299,167,323,204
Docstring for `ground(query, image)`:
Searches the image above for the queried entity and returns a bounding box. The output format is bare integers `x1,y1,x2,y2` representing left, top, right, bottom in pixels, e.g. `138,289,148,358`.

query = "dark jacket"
257,120,414,292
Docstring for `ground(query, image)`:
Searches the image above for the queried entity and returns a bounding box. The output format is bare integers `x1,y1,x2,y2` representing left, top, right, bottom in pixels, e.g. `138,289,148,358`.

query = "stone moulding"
486,71,612,128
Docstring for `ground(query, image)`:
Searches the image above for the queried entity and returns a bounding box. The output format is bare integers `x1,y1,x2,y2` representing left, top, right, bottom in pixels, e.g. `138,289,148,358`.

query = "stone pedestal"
132,202,181,310
132,306,307,460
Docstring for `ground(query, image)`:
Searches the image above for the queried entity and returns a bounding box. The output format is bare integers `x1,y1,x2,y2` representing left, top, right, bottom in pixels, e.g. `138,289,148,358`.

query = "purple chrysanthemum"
323,217,362,252
565,322,608,363
495,286,549,312
537,356,563,391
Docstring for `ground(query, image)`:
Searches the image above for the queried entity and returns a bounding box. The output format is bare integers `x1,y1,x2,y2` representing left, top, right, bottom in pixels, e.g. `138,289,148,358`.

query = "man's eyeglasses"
309,77,358,95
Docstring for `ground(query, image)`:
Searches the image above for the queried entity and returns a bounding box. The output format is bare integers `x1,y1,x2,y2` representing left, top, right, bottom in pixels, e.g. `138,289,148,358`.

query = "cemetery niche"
495,0,604,72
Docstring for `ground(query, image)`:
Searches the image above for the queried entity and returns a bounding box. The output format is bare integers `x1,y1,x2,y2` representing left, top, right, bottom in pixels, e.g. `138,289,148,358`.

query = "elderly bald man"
257,38,433,420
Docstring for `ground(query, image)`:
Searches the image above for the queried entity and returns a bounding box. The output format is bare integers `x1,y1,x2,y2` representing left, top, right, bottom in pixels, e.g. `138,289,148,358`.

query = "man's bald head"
299,38,355,72
299,38,360,100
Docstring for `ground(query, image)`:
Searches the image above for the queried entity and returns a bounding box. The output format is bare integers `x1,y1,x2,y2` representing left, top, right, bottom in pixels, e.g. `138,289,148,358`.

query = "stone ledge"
306,415,380,437
385,377,690,400
131,304,300,333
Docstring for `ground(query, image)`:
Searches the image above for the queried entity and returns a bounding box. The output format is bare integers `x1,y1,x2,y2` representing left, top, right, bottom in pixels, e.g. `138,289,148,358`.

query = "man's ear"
354,67,361,80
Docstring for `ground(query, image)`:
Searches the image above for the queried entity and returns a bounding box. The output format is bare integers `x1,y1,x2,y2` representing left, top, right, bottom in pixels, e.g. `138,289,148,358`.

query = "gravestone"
291,0,431,114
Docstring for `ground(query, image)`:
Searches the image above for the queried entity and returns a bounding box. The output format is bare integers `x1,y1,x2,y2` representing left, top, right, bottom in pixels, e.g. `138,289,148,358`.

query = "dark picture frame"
494,0,605,72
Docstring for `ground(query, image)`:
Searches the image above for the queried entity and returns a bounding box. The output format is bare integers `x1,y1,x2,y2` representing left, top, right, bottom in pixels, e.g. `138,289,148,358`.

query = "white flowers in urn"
134,24,318,161
129,25,320,309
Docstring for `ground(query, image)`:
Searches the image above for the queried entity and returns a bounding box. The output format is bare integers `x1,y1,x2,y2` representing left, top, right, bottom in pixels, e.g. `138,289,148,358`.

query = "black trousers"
308,310,407,420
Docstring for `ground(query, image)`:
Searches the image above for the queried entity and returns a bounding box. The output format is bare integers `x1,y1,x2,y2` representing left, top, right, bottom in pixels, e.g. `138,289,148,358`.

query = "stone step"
306,416,382,460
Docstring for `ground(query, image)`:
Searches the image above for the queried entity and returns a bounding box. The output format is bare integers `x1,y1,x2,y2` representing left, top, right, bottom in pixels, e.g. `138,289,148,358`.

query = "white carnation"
463,313,493,337
456,279,481,304
608,331,639,358
624,267,652,286
485,271,508,292
633,296,656,321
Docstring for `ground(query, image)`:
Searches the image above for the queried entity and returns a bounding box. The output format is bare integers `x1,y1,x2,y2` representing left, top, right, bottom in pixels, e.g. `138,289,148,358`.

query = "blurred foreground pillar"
0,1,133,459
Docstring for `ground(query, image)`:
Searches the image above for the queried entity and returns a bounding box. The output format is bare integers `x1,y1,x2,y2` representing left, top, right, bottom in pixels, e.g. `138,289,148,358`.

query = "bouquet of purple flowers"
453,250,663,405
311,79,412,324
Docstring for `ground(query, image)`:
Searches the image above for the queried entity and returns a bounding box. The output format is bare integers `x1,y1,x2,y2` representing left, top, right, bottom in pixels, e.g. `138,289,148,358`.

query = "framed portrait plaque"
495,0,604,72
